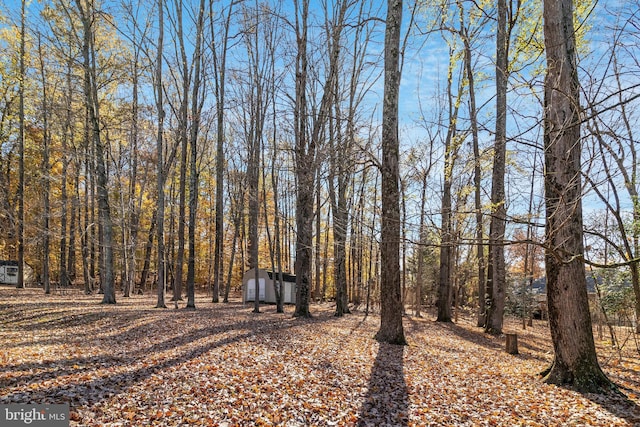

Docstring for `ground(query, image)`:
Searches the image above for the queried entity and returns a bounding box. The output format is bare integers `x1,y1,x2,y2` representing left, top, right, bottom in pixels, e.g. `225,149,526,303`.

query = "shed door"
283,282,293,304
246,278,266,301
0,267,14,285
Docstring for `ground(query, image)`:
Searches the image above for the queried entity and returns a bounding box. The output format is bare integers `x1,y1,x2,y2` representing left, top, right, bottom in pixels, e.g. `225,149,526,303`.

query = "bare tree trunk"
122,11,145,298
172,0,190,303
313,164,321,303
185,0,206,310
485,0,508,335
224,225,238,303
211,0,234,304
249,137,260,313
89,140,97,290
240,2,273,314
375,0,406,345
415,171,428,317
224,169,245,302
352,168,368,307
541,0,611,392
82,155,92,294
155,0,167,309
293,0,312,318
437,169,453,323
138,217,155,293
59,57,73,291
67,169,78,284
328,117,350,315
37,35,51,295
16,0,26,289
459,5,486,327
263,163,282,312
76,0,116,304
58,53,75,291
294,0,349,317
329,4,372,313
436,47,462,323
271,87,285,313
400,177,408,314
522,150,538,329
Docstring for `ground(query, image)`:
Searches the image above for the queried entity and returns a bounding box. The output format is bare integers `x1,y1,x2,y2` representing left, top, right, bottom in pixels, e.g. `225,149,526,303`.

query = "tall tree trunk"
224,223,238,303
155,0,167,309
541,0,611,392
330,5,371,312
400,177,408,314
211,0,234,304
522,149,539,329
486,0,508,335
271,99,285,313
248,130,260,313
16,0,26,289
139,217,155,293
173,0,189,303
326,1,359,317
415,171,428,317
38,35,51,295
263,162,282,312
293,0,312,318
332,155,351,315
329,136,350,316
375,0,406,345
82,152,92,294
436,48,462,323
242,2,271,314
224,170,244,303
59,57,73,291
437,164,453,322
459,10,486,327
314,165,322,302
352,168,368,307
76,0,116,304
67,170,78,284
123,27,142,298
186,0,206,310
293,0,347,318
89,142,97,290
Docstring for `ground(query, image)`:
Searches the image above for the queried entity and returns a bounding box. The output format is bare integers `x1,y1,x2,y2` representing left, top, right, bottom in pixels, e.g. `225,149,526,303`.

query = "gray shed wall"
242,268,296,304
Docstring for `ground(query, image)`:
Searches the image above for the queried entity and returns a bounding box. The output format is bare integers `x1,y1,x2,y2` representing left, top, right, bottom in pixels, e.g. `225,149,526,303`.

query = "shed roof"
266,270,296,283
0,260,19,267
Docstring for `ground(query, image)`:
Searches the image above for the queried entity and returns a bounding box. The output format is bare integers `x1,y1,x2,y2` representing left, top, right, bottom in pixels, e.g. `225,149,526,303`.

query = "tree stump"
506,333,519,355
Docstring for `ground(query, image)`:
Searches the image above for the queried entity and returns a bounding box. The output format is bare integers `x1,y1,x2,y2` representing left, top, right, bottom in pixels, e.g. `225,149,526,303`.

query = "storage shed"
242,268,297,304
0,260,33,285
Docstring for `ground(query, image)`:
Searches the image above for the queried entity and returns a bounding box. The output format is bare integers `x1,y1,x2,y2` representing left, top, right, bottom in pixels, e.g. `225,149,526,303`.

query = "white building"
242,268,297,304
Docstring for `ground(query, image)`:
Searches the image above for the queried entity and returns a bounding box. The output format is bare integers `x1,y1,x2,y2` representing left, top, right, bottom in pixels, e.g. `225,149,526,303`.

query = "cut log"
506,333,519,355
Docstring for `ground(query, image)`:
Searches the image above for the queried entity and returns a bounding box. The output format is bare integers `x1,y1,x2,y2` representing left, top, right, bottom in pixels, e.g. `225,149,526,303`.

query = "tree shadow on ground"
406,317,502,353
358,342,408,427
583,389,640,425
405,317,550,364
0,306,330,409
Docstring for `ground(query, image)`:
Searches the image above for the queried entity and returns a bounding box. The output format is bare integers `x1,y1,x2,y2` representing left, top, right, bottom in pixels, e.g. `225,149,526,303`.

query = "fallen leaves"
0,287,639,426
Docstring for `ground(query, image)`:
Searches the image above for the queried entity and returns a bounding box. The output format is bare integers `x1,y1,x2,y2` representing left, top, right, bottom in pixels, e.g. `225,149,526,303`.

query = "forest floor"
0,286,639,426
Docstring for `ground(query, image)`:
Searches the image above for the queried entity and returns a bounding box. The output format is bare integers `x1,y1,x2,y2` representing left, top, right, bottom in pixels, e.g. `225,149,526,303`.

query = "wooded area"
1,0,639,402
1,289,639,425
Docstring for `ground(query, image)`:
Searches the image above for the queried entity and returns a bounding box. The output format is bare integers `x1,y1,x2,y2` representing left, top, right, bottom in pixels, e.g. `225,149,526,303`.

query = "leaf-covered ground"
1,287,639,426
